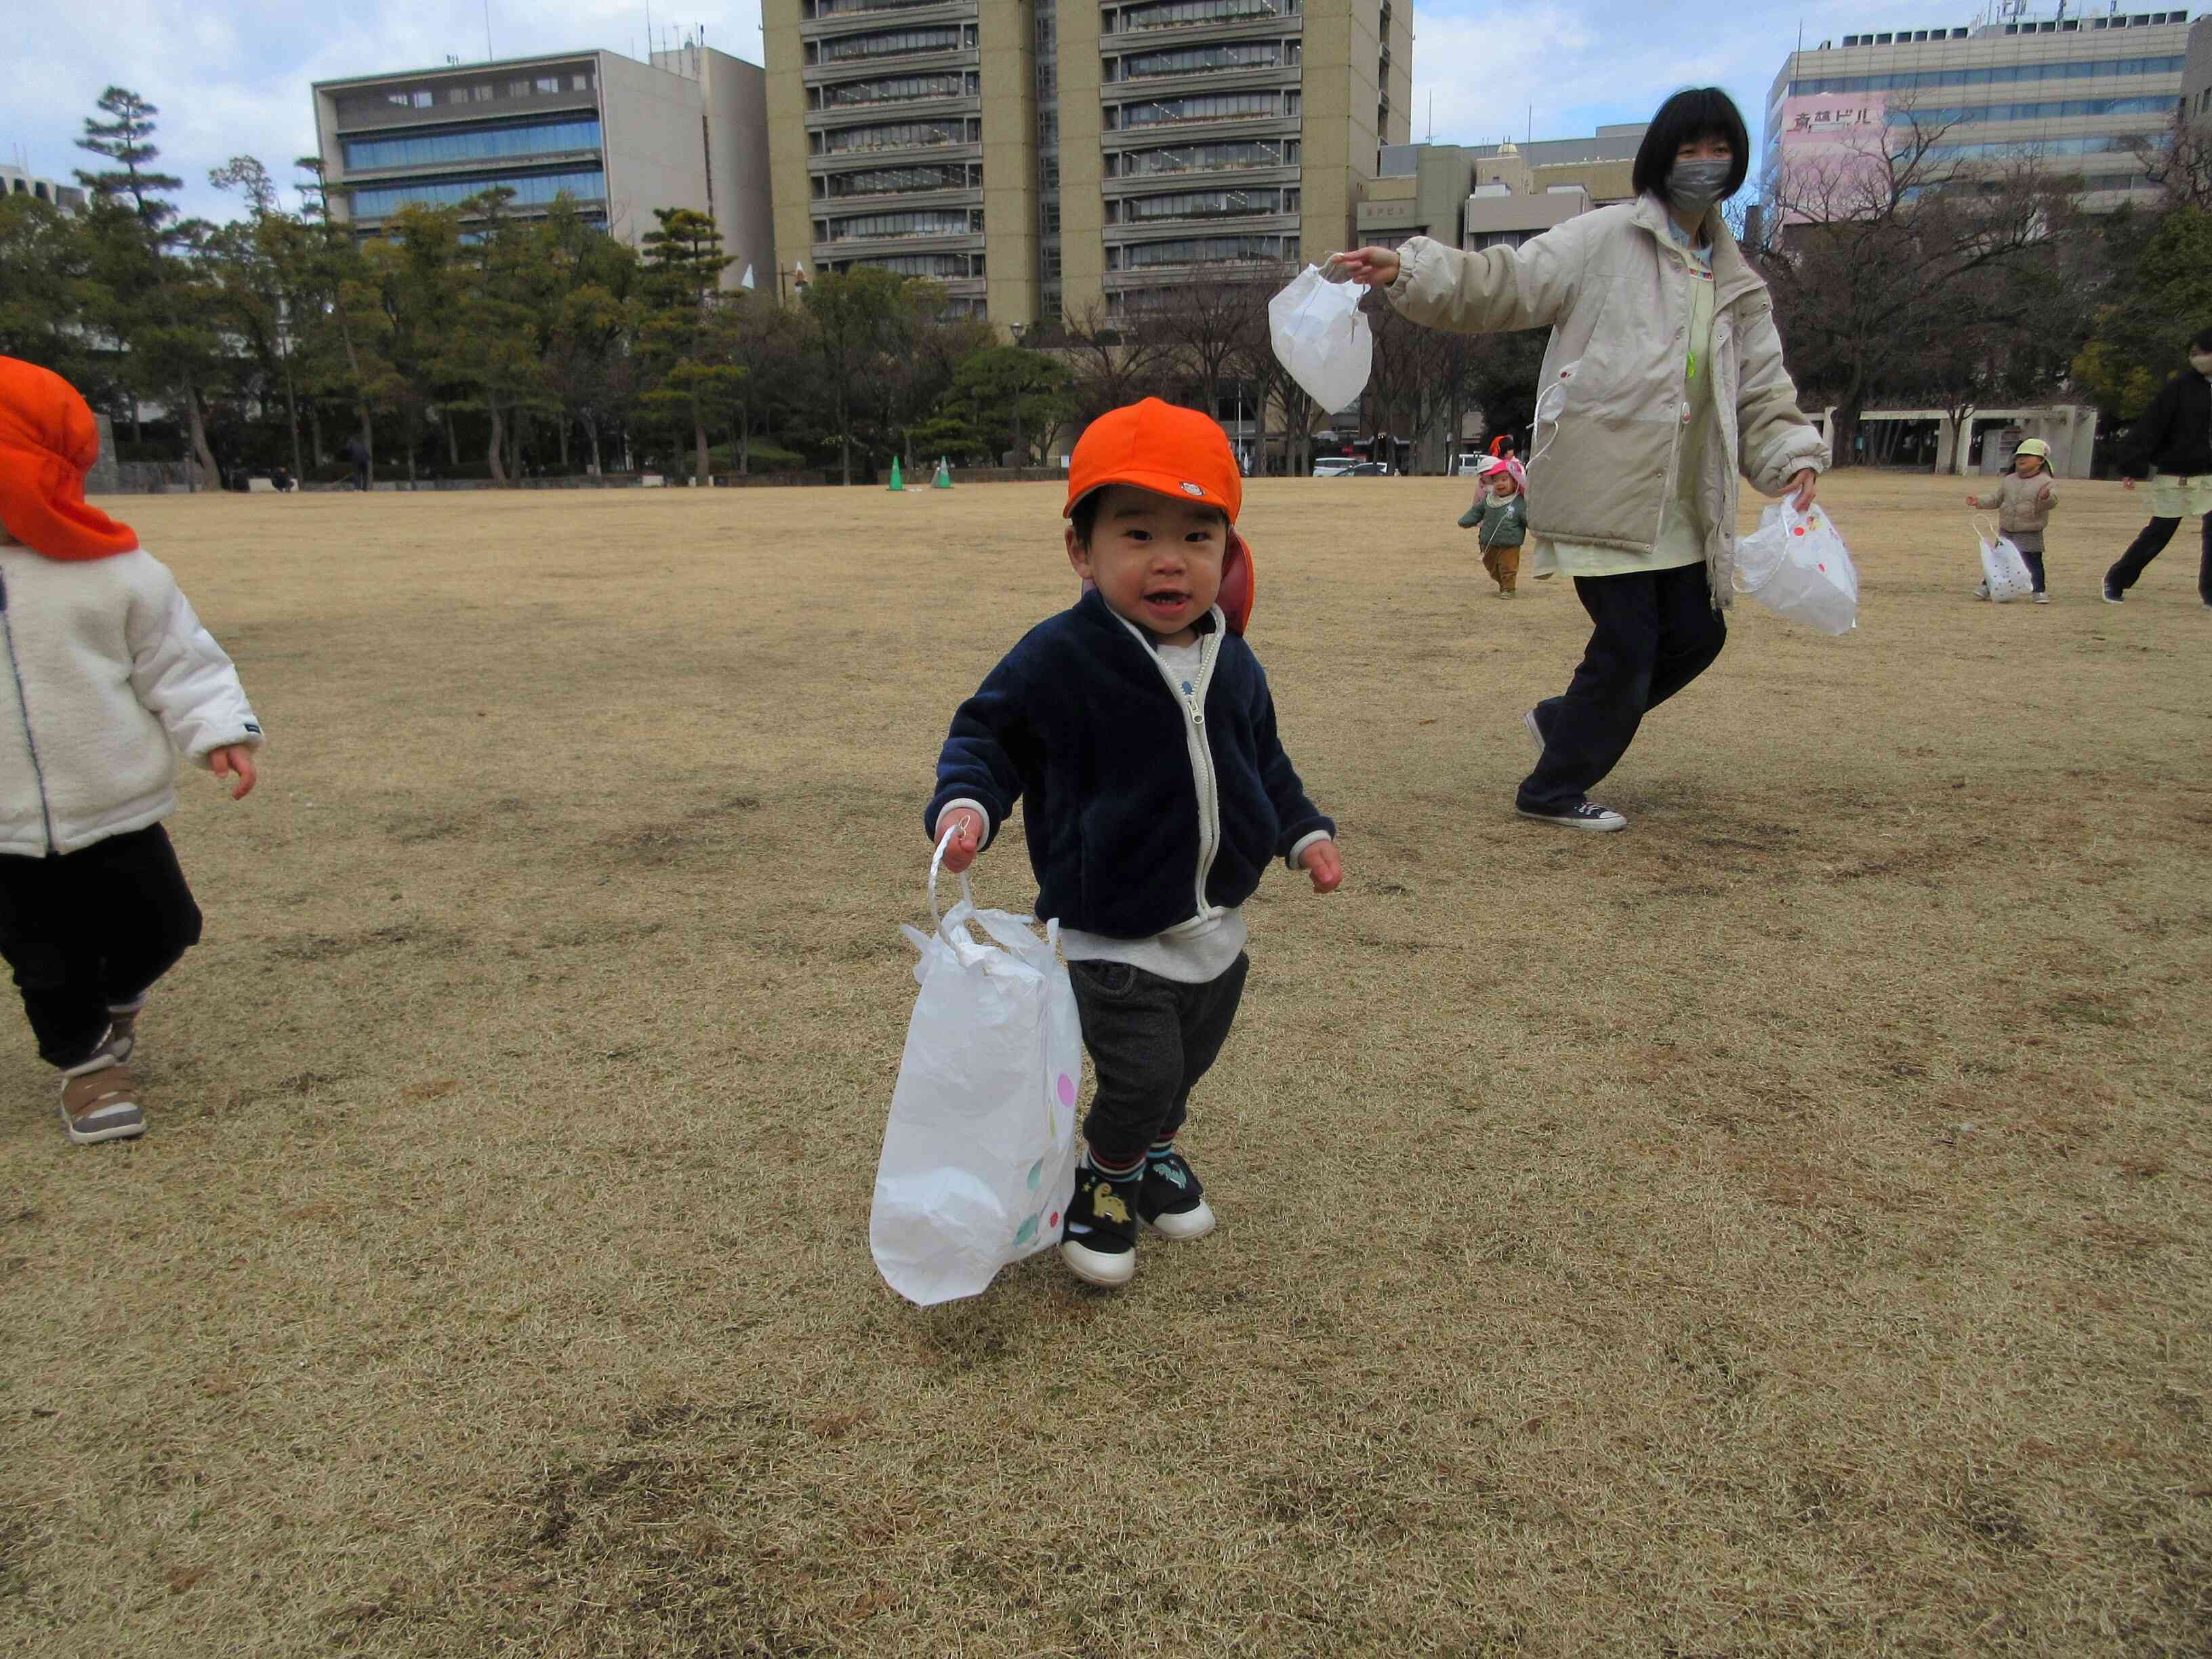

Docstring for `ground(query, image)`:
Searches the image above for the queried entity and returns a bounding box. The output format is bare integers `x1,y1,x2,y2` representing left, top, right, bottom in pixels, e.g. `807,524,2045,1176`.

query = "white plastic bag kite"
1732,497,1860,635
1268,263,1372,413
870,832,1081,1306
1973,516,2036,605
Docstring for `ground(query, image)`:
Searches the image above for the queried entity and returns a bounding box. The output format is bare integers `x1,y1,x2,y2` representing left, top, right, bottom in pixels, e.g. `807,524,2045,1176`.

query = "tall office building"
1765,5,2193,213
311,44,773,289
764,0,1412,329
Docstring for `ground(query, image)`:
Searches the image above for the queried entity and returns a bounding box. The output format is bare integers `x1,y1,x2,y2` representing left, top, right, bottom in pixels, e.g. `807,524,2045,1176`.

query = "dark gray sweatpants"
1067,954,1248,1166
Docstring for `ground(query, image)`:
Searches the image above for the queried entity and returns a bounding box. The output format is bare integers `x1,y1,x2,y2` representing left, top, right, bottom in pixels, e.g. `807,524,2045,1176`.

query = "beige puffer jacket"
1385,195,1828,605
1969,470,2057,537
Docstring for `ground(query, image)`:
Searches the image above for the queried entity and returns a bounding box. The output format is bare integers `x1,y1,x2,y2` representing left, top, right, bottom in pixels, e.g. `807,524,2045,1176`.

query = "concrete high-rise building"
311,44,773,289
1765,5,2194,213
764,0,1412,329
1356,126,1645,251
1,164,86,213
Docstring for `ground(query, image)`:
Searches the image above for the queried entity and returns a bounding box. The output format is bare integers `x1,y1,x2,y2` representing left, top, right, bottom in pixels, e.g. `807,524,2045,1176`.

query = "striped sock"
1147,1136,1178,1163
1085,1147,1143,1183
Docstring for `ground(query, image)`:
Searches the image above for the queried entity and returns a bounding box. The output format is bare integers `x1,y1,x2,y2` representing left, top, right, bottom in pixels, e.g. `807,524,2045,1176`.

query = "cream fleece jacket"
0,544,262,857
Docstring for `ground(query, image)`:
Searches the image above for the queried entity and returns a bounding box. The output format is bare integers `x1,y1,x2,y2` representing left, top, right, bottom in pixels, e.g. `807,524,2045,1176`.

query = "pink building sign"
1776,93,1892,221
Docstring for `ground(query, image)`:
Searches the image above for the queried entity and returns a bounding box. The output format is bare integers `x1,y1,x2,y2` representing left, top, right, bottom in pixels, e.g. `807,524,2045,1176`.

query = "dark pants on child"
2104,515,2212,601
1067,954,1248,1167
0,825,201,1068
1518,562,1726,813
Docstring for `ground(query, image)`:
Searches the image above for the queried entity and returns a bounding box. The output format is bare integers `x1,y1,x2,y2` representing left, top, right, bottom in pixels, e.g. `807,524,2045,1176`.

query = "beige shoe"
59,1057,146,1145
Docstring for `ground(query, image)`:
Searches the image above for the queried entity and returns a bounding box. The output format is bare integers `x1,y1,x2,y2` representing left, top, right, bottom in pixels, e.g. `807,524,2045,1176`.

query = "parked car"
1311,456,1359,477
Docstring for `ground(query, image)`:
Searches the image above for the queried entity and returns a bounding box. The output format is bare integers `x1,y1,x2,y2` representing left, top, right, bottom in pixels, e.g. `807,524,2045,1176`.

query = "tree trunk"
405,412,418,485
487,403,508,485
309,404,324,466
445,410,461,468
356,405,375,489
509,411,525,486
282,361,304,483
557,418,570,472
695,416,710,487
130,397,143,448
184,388,219,490
838,386,851,487
737,403,751,476
585,415,602,476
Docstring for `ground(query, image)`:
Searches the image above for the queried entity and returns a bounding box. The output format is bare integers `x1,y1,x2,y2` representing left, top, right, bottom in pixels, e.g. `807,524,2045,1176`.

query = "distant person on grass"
1332,87,1826,835
2103,327,2212,609
926,398,1342,1290
1462,456,1530,597
341,434,371,493
0,356,264,1146
1968,438,2057,602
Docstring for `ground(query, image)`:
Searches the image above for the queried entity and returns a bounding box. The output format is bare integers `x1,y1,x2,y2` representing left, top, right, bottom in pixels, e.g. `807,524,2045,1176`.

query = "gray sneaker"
100,1000,144,1065
58,1057,146,1145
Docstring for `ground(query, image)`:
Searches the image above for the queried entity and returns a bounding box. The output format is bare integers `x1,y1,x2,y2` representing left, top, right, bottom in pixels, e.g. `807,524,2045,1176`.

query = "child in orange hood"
0,356,264,1145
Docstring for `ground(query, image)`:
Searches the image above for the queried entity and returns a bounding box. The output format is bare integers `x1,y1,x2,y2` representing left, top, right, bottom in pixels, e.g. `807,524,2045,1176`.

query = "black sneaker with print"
1061,1160,1141,1288
1138,1147,1217,1241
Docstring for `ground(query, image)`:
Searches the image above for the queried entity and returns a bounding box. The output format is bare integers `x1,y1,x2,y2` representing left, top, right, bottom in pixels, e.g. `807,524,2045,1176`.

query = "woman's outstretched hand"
1326,247,1401,288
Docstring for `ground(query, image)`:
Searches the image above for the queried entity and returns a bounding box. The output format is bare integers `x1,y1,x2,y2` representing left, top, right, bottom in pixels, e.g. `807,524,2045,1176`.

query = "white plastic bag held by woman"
1733,498,1860,634
1268,264,1372,412
871,833,1082,1306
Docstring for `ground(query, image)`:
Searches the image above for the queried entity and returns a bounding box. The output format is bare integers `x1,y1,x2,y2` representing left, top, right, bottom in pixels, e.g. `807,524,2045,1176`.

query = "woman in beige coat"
1334,88,1826,833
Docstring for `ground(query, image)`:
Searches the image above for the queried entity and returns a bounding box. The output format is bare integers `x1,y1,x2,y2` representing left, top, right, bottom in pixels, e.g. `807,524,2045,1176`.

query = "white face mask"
2192,352,2212,375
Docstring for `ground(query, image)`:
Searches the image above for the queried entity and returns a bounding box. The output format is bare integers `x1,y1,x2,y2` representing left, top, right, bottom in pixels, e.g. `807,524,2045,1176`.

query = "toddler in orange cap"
925,398,1341,1290
0,356,264,1145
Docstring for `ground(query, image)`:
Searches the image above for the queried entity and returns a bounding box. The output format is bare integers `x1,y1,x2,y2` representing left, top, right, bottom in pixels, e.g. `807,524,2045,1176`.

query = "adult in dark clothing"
2104,327,2212,608
340,434,371,493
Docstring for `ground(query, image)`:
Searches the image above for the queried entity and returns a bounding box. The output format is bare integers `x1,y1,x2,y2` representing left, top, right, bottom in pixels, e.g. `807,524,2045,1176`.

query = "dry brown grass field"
0,471,2207,1658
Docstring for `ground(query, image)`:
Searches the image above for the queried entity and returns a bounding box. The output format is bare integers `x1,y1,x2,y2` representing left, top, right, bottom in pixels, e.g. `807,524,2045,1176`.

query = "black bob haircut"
2191,326,2212,354
1632,88,1753,203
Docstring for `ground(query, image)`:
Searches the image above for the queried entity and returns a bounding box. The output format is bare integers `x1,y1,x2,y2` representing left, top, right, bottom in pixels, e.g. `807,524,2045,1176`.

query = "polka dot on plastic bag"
1057,1073,1076,1107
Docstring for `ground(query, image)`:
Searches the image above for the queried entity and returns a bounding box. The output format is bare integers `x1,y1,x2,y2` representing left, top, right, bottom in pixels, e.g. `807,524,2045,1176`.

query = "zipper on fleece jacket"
0,571,58,856
1118,611,1225,926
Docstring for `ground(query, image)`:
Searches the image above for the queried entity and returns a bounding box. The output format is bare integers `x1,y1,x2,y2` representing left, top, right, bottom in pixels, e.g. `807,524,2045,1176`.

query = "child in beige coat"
1969,438,2058,602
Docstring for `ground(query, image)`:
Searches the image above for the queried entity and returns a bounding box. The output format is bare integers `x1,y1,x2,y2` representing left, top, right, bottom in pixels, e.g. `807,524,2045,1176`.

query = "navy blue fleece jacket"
925,588,1333,939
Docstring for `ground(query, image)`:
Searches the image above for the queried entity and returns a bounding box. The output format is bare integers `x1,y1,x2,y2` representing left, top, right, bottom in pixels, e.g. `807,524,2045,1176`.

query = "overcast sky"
6,0,1972,225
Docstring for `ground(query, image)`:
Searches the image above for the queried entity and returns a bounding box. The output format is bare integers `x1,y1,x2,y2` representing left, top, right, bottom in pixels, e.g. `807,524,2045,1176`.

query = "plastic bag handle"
1971,513,1999,546
927,824,977,930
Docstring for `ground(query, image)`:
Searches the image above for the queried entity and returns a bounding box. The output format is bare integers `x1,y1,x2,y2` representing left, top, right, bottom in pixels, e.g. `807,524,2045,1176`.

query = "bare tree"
1058,301,1174,428
1750,112,2068,465
2131,104,2212,213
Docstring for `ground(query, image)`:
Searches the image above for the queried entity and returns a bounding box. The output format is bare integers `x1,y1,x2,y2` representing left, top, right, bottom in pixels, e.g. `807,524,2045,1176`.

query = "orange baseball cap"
0,356,138,562
1065,397,1256,634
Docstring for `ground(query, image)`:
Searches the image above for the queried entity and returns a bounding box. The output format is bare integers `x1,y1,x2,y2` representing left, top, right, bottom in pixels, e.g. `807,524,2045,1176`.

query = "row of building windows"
1107,231,1292,268
342,73,594,120
815,161,980,197
1786,54,2185,99
1105,39,1296,79
803,0,950,18
1107,89,1296,128
1878,93,2179,127
806,24,976,64
1923,133,2144,161
1841,13,2185,43
817,207,983,241
829,251,988,279
1105,0,1297,32
812,116,982,153
814,70,980,108
1110,185,1297,222
1107,137,1297,175
341,117,603,173
349,167,605,218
